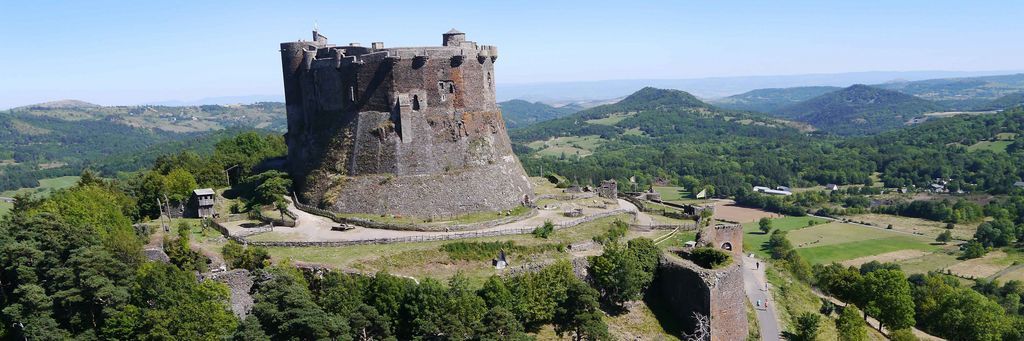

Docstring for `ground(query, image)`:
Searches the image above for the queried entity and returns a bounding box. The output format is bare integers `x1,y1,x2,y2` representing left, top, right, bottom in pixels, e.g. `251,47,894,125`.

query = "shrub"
533,220,554,239
441,241,562,261
688,247,731,269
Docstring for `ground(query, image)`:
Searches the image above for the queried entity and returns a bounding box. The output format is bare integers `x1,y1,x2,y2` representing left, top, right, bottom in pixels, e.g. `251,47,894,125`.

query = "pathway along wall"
652,252,747,341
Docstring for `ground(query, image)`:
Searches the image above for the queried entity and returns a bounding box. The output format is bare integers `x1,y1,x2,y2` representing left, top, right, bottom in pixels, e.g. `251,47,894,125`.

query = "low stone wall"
292,193,536,232
652,252,747,341
242,209,635,247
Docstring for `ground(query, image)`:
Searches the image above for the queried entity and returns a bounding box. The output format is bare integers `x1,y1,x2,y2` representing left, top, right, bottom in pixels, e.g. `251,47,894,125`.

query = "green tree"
250,266,347,340
232,317,271,341
1,284,70,340
478,306,529,341
836,305,867,341
936,230,953,243
963,239,987,259
790,312,821,341
759,217,773,234
767,229,793,259
553,280,609,341
861,269,915,331
163,168,197,205
478,275,514,310
588,242,650,308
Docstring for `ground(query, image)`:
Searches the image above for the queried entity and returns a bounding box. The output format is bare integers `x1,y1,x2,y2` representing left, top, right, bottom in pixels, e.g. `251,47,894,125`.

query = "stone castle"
280,29,533,217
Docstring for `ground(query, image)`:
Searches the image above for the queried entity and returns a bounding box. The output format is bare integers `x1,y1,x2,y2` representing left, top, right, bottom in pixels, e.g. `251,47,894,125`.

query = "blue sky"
2,0,1023,108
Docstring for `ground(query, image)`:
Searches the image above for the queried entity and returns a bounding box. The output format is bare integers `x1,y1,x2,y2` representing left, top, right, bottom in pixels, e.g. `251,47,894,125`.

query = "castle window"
487,72,492,88
448,83,455,93
412,95,421,111
349,86,356,102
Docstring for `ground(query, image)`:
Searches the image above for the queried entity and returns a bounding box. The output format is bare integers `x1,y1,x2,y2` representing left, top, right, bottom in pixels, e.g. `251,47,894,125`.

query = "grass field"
844,213,979,240
742,216,829,258
584,112,635,126
796,237,940,265
0,176,81,216
996,132,1018,140
526,135,605,158
967,140,1012,152
653,186,690,201
894,251,961,276
743,216,940,265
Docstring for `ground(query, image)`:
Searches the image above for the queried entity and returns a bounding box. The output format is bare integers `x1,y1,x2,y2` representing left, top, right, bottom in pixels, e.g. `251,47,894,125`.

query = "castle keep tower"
280,29,533,218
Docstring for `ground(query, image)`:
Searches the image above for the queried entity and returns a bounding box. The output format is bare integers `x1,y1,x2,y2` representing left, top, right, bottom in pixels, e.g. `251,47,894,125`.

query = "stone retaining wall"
240,209,635,247
293,193,537,232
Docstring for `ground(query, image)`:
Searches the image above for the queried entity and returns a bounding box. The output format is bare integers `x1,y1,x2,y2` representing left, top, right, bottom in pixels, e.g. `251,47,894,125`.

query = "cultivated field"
843,213,980,240
715,199,782,223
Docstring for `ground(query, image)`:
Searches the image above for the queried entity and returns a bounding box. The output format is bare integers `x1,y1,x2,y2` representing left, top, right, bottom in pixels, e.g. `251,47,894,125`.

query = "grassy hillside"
710,86,840,113
775,84,945,135
976,91,1024,111
498,99,579,128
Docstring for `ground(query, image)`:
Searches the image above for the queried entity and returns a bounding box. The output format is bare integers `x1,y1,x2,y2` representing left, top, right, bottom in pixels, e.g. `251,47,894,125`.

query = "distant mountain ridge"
774,84,945,135
710,86,841,113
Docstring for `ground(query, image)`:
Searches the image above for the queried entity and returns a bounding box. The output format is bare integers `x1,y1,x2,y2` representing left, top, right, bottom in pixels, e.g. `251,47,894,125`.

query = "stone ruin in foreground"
280,29,533,218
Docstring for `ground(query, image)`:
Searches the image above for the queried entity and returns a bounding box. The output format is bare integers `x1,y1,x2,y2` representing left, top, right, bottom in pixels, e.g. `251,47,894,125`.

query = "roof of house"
1014,181,1024,187
193,188,215,196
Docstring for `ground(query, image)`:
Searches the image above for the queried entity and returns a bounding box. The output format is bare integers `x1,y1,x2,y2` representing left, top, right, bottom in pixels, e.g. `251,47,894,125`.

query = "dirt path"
988,263,1024,281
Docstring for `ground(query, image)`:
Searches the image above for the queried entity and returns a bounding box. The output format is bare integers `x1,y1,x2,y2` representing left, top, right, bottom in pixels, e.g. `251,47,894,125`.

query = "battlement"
282,29,498,72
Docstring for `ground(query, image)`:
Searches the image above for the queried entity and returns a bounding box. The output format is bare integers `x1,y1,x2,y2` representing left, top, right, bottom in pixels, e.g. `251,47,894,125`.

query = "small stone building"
597,180,618,199
189,188,216,218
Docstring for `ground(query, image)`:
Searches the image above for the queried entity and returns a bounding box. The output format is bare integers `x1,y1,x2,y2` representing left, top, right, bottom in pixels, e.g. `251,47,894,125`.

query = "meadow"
526,135,605,158
0,176,81,216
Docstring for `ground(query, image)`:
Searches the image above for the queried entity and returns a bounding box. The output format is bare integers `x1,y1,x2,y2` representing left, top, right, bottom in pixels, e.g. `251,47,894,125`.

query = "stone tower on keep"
280,29,533,218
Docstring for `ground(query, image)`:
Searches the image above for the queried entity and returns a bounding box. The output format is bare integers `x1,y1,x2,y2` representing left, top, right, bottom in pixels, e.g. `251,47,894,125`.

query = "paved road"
743,255,781,341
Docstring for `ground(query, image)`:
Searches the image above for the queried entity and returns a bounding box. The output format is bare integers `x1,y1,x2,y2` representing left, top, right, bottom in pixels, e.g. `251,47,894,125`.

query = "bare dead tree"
682,312,711,341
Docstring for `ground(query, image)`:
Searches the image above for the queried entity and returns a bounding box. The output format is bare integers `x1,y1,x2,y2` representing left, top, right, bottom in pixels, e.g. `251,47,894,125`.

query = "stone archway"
721,242,733,251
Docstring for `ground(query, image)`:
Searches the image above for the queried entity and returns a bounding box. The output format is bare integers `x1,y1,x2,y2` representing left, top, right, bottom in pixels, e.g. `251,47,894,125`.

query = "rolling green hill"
976,92,1024,111
875,73,1024,109
498,99,579,128
0,100,287,192
11,100,286,132
774,84,945,135
710,86,840,113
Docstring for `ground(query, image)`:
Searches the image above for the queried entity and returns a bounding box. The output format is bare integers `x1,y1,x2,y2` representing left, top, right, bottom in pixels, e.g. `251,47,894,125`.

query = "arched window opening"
412,95,421,111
